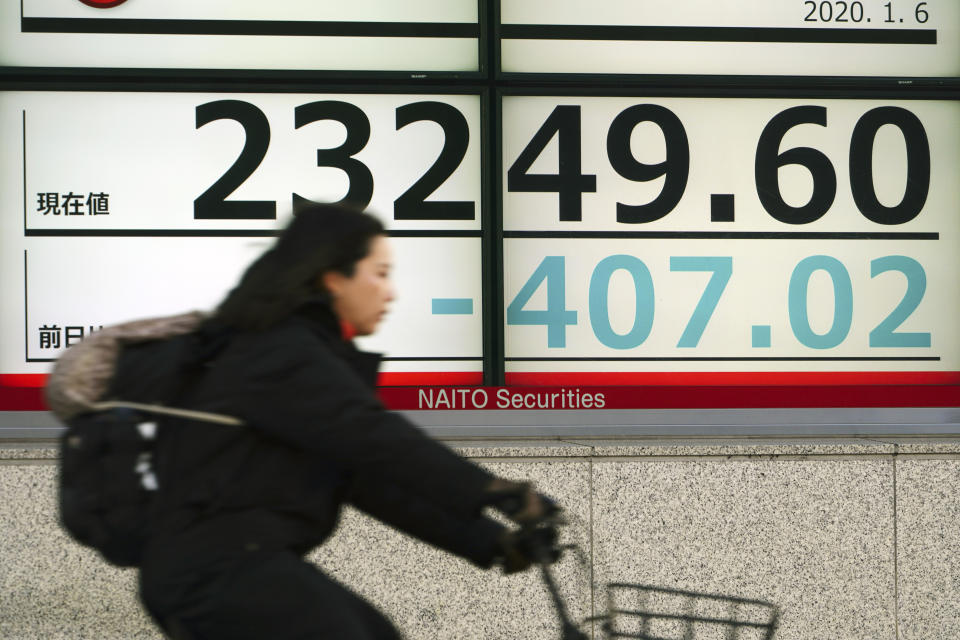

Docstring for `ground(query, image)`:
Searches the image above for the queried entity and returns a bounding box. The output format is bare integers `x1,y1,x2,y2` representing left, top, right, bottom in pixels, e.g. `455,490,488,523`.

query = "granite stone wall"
1,438,957,639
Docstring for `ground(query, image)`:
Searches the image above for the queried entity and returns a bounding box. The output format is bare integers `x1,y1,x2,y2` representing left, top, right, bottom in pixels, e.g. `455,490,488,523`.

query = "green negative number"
589,255,655,349
506,256,578,348
788,255,853,349
869,256,930,347
670,257,732,348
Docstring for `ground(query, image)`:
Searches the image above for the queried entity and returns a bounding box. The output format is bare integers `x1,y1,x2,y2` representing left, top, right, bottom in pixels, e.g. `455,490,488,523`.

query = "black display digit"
194,100,276,220
607,104,689,224
507,105,597,222
836,2,848,21
293,101,374,211
849,107,930,225
755,106,837,225
804,1,817,21
851,2,864,21
394,101,474,220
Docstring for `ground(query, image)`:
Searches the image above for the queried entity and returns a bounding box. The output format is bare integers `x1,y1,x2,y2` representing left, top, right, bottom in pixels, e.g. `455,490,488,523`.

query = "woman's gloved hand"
484,478,560,526
496,524,562,574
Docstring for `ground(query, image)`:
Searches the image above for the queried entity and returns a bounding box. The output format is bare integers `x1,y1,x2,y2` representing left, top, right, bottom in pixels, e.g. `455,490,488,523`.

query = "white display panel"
502,95,960,381
15,91,481,232
501,0,960,77
3,0,479,71
17,238,482,366
0,91,484,381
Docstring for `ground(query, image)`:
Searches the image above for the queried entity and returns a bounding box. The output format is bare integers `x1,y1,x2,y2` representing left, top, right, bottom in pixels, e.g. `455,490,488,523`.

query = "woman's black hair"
213,203,385,330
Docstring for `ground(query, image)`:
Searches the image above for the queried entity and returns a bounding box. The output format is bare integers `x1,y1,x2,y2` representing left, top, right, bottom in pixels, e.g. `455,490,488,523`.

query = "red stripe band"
380,385,960,410
3,373,957,411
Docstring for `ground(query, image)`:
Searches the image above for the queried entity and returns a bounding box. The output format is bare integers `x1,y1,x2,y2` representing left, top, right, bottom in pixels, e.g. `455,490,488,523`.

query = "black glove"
484,479,561,526
496,524,562,574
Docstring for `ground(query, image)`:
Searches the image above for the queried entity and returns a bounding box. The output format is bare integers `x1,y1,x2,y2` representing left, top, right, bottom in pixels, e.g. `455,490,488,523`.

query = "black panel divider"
482,0,504,385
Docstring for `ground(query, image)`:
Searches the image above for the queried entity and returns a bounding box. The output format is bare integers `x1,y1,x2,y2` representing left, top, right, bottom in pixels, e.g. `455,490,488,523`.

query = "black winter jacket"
114,300,505,567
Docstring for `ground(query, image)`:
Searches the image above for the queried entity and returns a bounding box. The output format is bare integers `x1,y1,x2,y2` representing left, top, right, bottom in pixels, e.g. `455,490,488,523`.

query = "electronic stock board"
1,1,957,432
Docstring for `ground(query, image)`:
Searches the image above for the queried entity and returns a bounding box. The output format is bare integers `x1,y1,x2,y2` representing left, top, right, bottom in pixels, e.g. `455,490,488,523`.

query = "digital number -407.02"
508,255,929,350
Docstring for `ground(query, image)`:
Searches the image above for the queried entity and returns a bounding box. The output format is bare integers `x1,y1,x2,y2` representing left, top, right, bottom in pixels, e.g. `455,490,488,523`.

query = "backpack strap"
126,322,243,425
89,401,243,426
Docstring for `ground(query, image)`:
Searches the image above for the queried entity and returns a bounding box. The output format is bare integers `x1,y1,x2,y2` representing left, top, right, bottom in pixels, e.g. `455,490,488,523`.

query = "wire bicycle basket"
600,583,779,640
530,519,779,640
535,547,779,640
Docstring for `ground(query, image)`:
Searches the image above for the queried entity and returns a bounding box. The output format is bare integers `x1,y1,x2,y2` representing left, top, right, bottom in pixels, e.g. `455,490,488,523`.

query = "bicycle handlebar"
538,559,589,640
519,515,589,640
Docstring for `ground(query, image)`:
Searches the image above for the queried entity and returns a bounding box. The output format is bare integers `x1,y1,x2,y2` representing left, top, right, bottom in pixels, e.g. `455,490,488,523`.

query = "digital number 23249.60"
194,100,474,221
508,105,929,225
